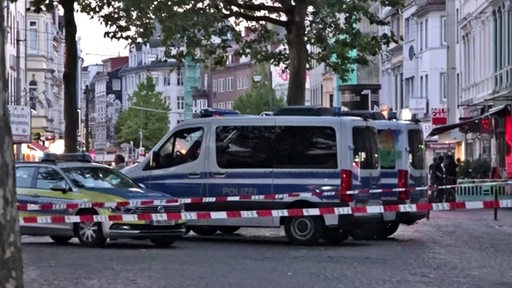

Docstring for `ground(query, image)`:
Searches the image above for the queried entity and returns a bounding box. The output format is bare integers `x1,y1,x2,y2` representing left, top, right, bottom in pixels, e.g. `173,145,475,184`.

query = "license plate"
151,220,175,226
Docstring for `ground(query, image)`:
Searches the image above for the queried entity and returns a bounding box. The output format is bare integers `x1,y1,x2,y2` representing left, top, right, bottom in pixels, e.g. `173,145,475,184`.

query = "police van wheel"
285,216,324,245
322,228,349,244
73,210,107,247
50,236,72,245
383,222,400,237
191,226,218,236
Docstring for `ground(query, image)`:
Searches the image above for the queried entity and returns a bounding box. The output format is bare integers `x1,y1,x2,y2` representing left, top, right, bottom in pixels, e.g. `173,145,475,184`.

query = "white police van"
334,110,428,237
374,119,428,236
124,116,384,244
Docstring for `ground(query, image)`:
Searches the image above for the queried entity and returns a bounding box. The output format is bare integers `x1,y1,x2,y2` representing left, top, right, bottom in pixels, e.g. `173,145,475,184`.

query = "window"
419,21,423,50
215,126,337,169
226,77,233,91
420,76,424,98
425,19,428,49
378,129,401,169
441,73,447,101
213,80,217,92
35,167,67,190
425,74,429,98
244,75,250,88
112,79,121,91
219,78,225,92
405,18,411,41
164,73,171,86
177,72,184,86
28,20,38,53
226,101,233,109
352,126,379,169
28,79,38,112
16,167,36,188
441,16,447,45
153,76,160,86
177,96,184,110
408,129,425,170
154,128,204,169
405,76,414,99
237,76,242,89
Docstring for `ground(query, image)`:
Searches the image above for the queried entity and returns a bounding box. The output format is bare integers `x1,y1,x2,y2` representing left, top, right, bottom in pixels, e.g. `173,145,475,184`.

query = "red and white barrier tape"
16,181,512,212
18,199,512,224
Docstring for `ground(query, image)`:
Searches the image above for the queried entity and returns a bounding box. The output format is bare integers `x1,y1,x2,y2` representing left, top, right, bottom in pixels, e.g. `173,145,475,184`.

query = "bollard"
494,185,498,221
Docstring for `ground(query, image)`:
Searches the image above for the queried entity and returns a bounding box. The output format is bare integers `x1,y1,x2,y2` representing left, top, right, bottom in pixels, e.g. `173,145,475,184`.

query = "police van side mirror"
149,151,161,168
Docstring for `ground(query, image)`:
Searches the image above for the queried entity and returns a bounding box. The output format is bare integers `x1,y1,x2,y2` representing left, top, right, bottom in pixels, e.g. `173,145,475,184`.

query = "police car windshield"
61,166,141,189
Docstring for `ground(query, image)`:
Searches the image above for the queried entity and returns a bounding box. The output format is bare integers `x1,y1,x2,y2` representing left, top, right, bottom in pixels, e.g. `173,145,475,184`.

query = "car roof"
16,161,109,169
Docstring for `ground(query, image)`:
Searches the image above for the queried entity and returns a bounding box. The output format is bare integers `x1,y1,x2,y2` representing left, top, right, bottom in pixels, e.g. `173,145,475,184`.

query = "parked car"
16,153,186,247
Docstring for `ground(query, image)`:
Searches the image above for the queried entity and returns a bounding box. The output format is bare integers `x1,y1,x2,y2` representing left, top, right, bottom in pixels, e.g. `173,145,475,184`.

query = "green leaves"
115,76,170,149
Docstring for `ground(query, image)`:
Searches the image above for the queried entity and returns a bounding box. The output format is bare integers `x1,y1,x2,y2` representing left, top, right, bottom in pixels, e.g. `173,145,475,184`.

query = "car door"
30,166,76,233
145,125,208,199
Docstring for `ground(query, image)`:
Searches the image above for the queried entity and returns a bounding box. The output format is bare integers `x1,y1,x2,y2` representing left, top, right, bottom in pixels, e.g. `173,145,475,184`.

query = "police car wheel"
285,216,324,245
50,236,72,245
74,210,107,247
322,228,349,244
150,237,175,248
218,226,241,234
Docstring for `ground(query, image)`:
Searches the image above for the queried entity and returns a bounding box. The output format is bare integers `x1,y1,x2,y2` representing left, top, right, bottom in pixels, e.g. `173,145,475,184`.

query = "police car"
16,153,185,247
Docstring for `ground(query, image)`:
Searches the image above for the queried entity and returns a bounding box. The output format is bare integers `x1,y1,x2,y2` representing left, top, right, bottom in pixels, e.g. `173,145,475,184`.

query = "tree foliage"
80,0,403,106
234,64,285,115
115,76,169,150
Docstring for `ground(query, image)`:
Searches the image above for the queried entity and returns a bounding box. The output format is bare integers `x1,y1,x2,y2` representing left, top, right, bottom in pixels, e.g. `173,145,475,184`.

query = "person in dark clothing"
444,155,458,184
431,155,445,202
429,157,438,185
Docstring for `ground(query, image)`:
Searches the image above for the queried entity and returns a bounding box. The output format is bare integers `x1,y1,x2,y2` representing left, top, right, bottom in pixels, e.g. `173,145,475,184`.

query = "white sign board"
8,105,31,143
409,98,427,114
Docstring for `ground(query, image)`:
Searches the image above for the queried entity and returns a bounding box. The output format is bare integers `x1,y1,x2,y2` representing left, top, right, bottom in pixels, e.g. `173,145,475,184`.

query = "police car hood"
82,187,175,200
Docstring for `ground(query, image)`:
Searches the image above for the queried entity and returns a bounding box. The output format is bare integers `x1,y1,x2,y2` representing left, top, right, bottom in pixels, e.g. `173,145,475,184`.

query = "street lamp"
252,73,273,112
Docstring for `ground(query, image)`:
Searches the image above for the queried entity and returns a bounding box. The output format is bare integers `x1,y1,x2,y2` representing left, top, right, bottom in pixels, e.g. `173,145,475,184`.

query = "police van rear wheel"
191,226,218,236
383,222,400,237
285,216,324,245
322,228,349,244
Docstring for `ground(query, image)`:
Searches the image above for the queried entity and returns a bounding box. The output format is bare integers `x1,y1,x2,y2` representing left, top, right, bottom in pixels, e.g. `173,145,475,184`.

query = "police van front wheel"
284,216,324,245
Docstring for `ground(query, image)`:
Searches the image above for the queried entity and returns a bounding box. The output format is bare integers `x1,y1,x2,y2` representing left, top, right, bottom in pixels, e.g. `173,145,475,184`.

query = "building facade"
25,8,65,141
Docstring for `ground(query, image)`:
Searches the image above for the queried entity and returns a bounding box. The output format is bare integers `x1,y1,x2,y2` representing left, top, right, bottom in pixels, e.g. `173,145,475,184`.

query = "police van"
374,119,428,235
124,116,384,245
277,107,428,238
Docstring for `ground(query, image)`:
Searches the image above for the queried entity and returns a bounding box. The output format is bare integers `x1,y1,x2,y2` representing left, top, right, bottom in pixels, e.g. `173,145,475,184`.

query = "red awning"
28,141,49,152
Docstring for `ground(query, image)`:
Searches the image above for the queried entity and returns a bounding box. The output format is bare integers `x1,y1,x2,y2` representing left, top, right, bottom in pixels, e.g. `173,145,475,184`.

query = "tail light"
340,169,353,203
397,169,410,201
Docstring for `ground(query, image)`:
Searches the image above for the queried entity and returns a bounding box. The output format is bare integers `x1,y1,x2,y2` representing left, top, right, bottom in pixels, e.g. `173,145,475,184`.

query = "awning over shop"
427,104,511,138
28,141,49,152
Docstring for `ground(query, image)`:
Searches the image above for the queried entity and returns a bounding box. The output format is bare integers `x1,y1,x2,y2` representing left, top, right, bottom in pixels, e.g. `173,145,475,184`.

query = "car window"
156,127,204,169
353,126,379,170
35,167,67,190
61,166,141,189
16,167,37,188
378,129,402,169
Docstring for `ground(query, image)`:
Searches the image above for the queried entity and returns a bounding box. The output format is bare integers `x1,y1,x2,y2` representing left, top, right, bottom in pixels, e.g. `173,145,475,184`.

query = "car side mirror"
50,183,68,194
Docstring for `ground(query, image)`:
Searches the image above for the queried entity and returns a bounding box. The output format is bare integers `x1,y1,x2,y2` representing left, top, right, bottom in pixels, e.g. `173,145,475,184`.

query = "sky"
75,13,129,66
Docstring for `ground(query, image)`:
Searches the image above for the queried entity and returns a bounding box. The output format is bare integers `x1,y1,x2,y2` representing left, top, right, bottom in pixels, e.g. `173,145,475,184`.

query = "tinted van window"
215,126,338,169
273,126,337,169
155,127,204,169
216,126,275,169
353,126,379,169
408,129,425,169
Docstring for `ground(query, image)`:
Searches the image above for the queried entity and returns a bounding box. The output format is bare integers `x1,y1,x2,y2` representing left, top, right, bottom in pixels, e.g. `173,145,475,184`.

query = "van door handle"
187,173,201,178
212,171,226,178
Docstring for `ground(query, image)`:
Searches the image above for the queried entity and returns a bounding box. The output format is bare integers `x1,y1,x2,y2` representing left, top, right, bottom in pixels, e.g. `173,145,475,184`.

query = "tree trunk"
285,1,308,106
0,1,24,285
61,0,79,153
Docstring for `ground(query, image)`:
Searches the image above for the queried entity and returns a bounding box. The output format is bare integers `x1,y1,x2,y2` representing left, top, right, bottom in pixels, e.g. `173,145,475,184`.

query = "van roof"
181,115,373,126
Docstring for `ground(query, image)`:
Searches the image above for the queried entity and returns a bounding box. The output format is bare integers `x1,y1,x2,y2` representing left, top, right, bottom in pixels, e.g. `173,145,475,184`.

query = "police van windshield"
408,129,425,170
353,126,379,169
